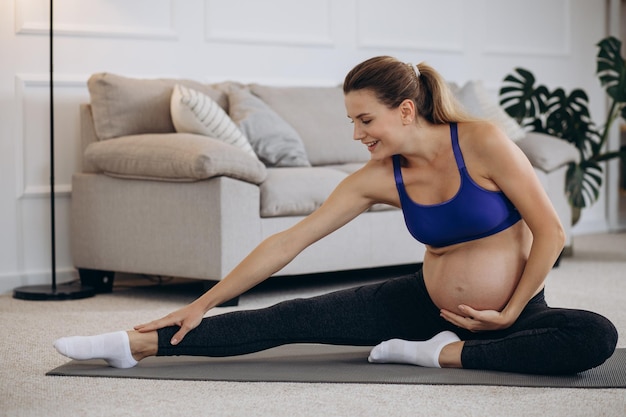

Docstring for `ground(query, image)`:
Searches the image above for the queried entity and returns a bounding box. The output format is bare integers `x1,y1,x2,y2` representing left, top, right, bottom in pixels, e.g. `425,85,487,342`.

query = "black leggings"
156,270,618,375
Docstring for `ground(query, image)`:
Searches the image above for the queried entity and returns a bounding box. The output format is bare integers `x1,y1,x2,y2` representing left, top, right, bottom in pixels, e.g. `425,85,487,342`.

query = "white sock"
368,331,461,368
53,331,138,369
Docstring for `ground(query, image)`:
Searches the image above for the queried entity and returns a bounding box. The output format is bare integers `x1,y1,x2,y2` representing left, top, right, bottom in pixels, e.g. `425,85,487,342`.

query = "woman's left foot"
368,331,460,367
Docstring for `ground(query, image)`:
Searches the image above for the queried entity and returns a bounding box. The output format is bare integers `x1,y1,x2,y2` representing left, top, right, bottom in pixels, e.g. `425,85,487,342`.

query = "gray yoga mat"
47,345,626,388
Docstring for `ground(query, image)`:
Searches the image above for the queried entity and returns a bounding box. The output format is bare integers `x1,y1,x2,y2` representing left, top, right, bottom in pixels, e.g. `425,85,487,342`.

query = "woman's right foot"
53,331,138,369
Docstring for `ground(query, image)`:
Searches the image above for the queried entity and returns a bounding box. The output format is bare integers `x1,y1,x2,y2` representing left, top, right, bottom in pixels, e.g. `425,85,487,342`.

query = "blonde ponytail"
343,56,472,124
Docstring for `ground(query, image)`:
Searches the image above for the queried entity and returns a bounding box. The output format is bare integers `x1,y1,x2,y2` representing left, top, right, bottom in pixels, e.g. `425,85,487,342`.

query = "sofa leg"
78,269,115,293
201,281,239,307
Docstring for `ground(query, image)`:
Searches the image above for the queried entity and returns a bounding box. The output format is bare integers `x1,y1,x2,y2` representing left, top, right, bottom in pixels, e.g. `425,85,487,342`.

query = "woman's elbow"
532,217,565,253
554,219,566,250
546,219,566,256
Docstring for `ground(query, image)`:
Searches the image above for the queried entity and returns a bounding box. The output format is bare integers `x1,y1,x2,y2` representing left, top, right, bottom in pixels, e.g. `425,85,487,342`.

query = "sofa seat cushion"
84,133,267,184
260,165,396,217
260,167,348,217
250,84,370,166
324,162,367,175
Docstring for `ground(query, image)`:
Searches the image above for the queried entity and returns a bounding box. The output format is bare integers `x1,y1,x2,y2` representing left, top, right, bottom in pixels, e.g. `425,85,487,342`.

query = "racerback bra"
392,123,521,247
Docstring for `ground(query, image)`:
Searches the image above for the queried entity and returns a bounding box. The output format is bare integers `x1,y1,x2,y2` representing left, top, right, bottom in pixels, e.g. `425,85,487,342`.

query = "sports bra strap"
393,123,464,184
450,123,465,170
392,154,403,186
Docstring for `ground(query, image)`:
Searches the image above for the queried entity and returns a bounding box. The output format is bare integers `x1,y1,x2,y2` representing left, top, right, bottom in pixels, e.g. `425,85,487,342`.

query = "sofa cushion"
260,167,347,217
87,73,227,140
324,162,367,175
228,86,311,167
84,133,267,184
250,85,370,166
516,132,580,172
454,81,526,142
170,84,257,159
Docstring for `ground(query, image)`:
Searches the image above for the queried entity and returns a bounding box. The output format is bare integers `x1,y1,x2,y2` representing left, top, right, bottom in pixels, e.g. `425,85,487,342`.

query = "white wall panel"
18,196,73,276
482,0,570,56
15,74,88,199
205,0,334,46
356,0,465,52
15,0,177,39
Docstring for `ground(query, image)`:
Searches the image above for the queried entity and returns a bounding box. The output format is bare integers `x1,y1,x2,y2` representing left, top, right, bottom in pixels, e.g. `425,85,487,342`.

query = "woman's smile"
364,140,379,151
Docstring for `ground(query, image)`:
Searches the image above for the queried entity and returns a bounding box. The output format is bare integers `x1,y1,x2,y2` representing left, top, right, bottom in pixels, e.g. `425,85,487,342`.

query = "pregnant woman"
54,56,617,374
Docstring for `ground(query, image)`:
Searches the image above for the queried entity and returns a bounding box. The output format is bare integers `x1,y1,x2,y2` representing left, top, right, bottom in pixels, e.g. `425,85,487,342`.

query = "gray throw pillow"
227,86,311,167
250,84,369,166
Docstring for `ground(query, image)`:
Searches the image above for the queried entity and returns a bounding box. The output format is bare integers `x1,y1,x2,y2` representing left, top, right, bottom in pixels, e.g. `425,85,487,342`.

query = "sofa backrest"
250,85,369,166
85,73,370,167
87,73,229,140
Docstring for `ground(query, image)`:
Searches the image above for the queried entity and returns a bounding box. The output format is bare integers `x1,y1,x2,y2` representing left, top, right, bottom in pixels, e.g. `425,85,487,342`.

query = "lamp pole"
13,0,94,300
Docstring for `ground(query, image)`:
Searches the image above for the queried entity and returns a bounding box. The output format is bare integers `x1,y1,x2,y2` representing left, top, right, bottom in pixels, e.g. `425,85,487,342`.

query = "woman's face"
345,89,407,161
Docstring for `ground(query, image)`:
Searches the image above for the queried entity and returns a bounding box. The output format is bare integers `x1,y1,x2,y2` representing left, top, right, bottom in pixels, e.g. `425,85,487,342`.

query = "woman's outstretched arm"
134,166,380,345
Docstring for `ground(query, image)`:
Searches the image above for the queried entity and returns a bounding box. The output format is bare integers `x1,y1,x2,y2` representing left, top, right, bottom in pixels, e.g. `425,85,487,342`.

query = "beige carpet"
1,232,625,417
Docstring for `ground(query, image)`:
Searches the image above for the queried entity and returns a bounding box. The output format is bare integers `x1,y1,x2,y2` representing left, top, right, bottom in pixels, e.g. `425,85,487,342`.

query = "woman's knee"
570,311,618,371
590,312,618,358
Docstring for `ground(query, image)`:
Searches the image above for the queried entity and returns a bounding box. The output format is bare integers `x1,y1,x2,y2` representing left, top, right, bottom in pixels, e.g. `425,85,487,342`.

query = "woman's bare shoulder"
458,120,519,158
346,158,400,207
458,120,508,142
348,158,394,183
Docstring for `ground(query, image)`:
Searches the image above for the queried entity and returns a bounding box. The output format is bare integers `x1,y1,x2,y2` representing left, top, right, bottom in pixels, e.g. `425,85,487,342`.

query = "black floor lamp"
13,0,94,301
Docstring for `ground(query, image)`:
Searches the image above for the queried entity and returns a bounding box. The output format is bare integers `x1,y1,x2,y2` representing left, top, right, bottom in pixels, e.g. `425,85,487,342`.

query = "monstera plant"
499,36,626,225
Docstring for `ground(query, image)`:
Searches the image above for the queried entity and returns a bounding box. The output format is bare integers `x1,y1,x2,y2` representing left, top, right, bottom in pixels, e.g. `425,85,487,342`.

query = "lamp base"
13,282,95,301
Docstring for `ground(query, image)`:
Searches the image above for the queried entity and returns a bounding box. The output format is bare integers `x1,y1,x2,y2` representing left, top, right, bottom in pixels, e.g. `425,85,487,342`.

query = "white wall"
0,0,610,293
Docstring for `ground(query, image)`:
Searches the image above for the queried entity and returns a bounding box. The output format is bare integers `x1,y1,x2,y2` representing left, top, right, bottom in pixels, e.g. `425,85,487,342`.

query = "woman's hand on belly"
439,304,517,332
425,222,532,332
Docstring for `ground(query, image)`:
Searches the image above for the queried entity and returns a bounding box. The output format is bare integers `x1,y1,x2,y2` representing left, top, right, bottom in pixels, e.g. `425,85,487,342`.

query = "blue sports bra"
392,123,521,247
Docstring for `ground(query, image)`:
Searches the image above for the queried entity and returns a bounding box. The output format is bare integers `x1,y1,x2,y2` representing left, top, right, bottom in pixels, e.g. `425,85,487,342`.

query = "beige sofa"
71,74,579,300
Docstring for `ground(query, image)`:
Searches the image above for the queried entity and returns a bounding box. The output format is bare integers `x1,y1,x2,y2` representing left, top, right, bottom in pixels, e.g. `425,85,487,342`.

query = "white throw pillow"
454,81,526,142
170,84,258,159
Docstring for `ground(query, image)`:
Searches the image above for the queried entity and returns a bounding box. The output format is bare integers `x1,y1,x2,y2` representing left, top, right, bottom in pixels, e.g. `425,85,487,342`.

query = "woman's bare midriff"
422,221,534,316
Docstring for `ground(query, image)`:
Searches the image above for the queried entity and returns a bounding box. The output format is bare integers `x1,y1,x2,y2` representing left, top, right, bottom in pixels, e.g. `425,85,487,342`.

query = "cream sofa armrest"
84,133,267,184
80,104,99,173
516,132,580,173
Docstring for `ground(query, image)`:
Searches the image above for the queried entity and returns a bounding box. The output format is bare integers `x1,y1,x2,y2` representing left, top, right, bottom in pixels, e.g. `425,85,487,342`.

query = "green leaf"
596,36,626,102
499,67,541,124
566,161,603,209
539,86,597,155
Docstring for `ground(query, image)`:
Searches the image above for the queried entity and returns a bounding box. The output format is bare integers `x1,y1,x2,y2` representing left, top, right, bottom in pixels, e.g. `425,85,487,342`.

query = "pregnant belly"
422,225,531,315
